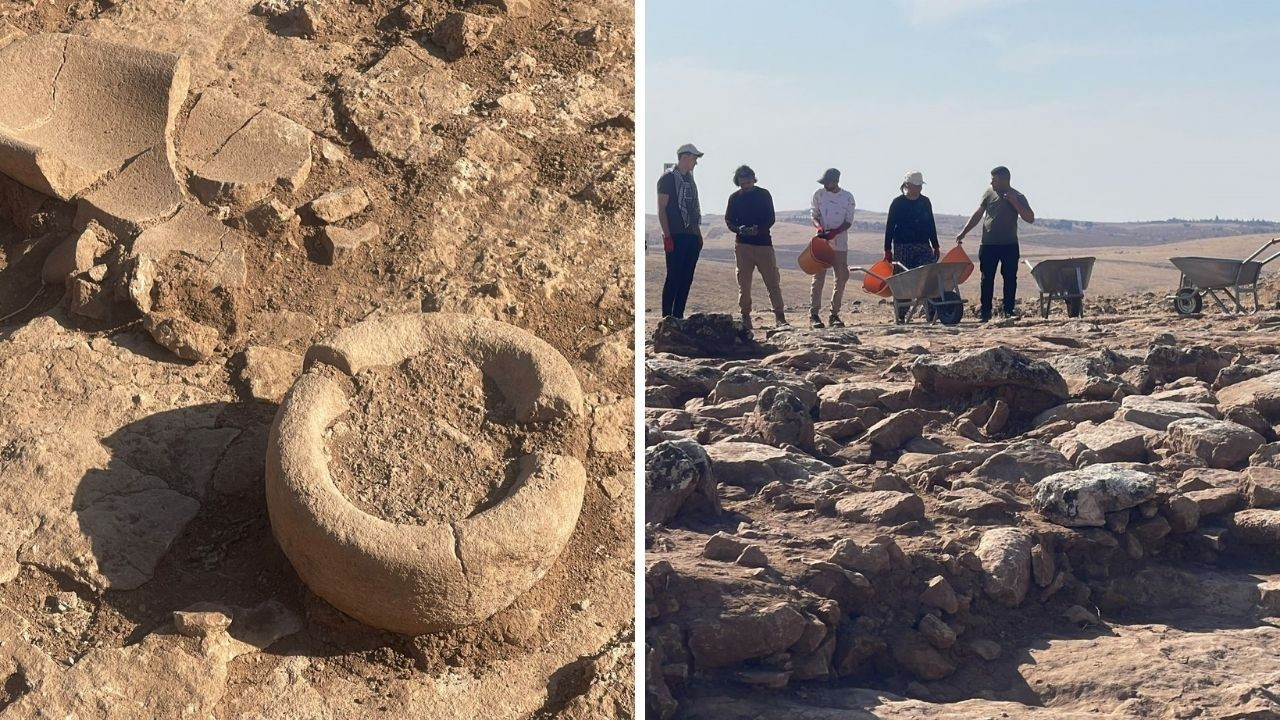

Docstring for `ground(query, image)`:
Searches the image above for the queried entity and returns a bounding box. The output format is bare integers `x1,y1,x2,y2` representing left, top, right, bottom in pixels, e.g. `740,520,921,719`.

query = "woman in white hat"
883,170,940,270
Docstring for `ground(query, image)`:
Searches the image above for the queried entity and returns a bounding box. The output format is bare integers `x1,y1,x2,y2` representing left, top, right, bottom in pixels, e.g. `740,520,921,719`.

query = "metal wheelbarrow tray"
1024,257,1095,318
1168,237,1280,315
850,261,966,325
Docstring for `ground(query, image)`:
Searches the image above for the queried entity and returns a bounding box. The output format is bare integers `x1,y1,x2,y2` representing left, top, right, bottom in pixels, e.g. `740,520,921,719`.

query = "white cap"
903,171,925,186
676,143,704,157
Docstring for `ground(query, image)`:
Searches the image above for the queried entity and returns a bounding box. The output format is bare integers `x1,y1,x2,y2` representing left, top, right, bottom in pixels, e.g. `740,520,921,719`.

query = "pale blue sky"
645,0,1280,222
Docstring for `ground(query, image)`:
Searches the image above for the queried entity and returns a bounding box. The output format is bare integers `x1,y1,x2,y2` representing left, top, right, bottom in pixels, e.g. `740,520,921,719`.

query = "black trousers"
979,243,1019,316
662,233,701,318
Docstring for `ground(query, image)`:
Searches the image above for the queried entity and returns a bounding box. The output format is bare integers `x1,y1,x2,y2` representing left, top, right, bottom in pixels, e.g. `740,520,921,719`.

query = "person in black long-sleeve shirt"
725,165,787,330
884,170,940,270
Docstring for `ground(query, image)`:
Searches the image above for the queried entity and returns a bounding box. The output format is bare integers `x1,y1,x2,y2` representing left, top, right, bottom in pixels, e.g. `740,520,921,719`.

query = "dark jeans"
893,242,936,270
979,243,1020,316
662,233,701,318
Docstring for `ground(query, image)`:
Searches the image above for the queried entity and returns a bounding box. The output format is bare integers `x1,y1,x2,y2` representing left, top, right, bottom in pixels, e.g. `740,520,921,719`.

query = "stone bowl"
265,312,585,635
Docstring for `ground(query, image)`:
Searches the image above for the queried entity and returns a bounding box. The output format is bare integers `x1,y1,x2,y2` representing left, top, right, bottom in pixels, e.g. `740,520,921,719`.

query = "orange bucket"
797,236,835,275
941,244,975,284
861,259,894,297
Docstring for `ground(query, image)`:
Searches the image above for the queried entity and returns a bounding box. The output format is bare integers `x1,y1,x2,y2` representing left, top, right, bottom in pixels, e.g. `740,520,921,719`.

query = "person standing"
809,168,855,328
725,165,787,331
657,143,705,318
955,166,1035,321
884,170,939,269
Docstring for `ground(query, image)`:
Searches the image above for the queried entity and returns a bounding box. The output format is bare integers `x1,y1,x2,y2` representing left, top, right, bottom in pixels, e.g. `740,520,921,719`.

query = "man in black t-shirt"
725,165,787,330
657,143,704,318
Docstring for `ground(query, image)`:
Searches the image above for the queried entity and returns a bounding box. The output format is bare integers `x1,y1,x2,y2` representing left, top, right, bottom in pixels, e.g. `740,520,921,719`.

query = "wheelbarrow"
851,261,966,325
1168,237,1280,315
1024,257,1095,318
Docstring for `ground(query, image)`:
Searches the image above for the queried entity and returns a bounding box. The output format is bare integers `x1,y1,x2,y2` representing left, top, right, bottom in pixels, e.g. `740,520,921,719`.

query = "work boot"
740,314,753,332
774,314,790,328
809,314,825,329
828,313,845,328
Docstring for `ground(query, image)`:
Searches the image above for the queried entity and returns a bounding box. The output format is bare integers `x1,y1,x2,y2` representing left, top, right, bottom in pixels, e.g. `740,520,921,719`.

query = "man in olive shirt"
955,166,1035,321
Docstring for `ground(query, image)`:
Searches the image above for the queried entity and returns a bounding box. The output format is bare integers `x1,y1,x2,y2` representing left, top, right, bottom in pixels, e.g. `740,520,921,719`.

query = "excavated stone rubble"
645,297,1280,719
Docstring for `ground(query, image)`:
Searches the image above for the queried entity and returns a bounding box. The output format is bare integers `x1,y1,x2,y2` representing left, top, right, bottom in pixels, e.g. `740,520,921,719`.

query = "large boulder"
1217,372,1280,421
1032,465,1159,527
1053,420,1157,464
835,491,925,525
652,313,771,359
703,441,831,490
975,528,1033,607
1144,344,1230,384
743,386,814,451
708,366,817,409
1229,509,1280,547
645,357,722,398
1115,396,1216,431
1048,355,1126,400
687,602,808,669
863,409,945,452
645,440,719,524
973,439,1073,484
1165,417,1264,469
912,346,1068,400
1032,401,1119,428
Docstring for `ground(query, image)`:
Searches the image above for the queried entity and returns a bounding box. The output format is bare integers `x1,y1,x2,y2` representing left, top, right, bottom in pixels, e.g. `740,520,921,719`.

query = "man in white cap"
809,168,855,328
657,143,705,318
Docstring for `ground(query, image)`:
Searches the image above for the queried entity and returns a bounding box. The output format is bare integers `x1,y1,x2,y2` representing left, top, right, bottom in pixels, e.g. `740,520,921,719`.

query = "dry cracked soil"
645,282,1280,719
0,0,634,717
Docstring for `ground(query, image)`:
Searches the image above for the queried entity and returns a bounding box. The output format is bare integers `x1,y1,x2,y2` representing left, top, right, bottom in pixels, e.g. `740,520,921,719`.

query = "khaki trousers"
810,250,849,316
735,243,786,318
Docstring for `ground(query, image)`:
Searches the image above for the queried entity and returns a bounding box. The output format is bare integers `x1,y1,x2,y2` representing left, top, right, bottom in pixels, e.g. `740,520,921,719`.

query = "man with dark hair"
725,165,787,331
809,168,855,328
955,166,1035,321
657,143,704,318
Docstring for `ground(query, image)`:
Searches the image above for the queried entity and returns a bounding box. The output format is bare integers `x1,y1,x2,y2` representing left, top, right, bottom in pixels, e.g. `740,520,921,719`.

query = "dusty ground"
645,281,1280,718
0,0,634,717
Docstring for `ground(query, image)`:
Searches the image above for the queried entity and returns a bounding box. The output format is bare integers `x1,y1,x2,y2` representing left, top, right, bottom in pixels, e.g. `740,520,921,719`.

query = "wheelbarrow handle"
1244,237,1280,264
849,266,889,283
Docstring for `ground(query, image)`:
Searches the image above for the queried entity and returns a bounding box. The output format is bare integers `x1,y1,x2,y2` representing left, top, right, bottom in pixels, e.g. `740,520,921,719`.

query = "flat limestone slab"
0,33,188,199
132,204,247,289
179,88,313,204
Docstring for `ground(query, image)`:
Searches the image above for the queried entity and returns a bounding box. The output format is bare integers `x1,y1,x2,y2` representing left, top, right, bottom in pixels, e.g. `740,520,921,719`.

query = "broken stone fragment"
319,222,379,264
307,186,370,224
143,311,220,362
75,145,184,235
0,34,189,200
132,205,248,291
236,346,303,403
920,575,959,614
432,12,496,60
179,89,313,205
976,527,1032,607
41,224,108,284
65,277,113,320
470,0,532,18
173,609,233,639
243,198,299,236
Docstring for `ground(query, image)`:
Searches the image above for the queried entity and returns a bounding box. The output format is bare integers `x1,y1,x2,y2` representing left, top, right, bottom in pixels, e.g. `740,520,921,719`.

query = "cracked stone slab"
335,44,474,164
131,204,248,289
179,88,313,204
0,33,188,200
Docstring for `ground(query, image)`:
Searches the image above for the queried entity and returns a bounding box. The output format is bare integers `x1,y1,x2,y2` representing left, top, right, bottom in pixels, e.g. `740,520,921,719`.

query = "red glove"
883,250,892,262
663,235,674,253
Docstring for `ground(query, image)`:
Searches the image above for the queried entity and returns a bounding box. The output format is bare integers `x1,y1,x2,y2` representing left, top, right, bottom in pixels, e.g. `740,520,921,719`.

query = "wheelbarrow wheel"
1066,297,1084,318
935,292,963,326
1173,288,1202,316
